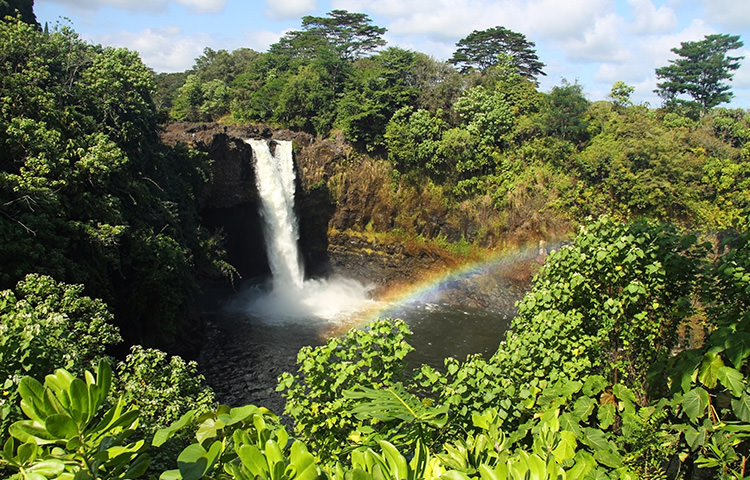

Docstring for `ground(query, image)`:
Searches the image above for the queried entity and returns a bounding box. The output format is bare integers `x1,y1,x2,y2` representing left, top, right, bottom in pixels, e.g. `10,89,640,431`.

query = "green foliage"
277,319,414,462
448,26,545,81
344,382,448,449
0,18,216,345
454,86,513,149
0,275,121,436
273,56,342,135
113,346,215,474
509,217,706,392
335,47,419,151
572,105,705,222
0,0,37,28
609,81,635,108
655,34,744,111
298,10,386,61
156,404,321,480
385,108,449,180
543,79,590,144
0,360,150,480
171,75,230,122
7,218,750,480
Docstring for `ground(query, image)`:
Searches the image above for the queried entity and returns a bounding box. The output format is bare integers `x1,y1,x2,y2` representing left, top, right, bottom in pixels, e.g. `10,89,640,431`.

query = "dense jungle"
2,2,750,479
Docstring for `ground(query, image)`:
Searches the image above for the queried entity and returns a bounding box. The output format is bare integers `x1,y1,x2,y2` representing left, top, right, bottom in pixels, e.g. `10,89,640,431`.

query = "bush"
0,274,121,435
114,345,215,473
277,319,414,462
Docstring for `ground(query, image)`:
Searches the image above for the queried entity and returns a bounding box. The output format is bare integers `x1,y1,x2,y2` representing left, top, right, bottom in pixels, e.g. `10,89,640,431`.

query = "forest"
2,3,750,479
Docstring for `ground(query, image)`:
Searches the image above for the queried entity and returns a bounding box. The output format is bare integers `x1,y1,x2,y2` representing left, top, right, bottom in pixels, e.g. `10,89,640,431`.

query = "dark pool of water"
197,271,526,414
388,302,513,367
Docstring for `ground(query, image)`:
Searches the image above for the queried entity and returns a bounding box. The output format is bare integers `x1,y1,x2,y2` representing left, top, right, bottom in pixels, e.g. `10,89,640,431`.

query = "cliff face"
161,122,451,288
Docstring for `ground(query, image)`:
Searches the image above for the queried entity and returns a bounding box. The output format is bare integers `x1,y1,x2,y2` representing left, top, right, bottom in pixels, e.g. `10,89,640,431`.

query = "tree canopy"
655,33,744,112
0,0,37,28
0,18,219,347
448,26,545,81
279,9,387,61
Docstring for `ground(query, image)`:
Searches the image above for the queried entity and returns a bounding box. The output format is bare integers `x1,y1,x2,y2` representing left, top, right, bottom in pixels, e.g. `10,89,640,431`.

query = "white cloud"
588,18,721,106
89,26,211,72
88,24,285,73
325,0,616,68
330,0,610,41
525,0,611,39
627,0,677,34
638,18,714,68
558,13,632,63
241,28,285,52
37,0,226,14
175,0,226,14
594,61,644,84
264,0,318,20
331,0,435,19
700,0,750,31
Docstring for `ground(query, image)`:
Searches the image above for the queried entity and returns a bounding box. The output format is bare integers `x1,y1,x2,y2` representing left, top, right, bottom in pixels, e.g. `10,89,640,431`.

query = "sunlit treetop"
655,33,744,112
449,26,546,82
272,9,387,62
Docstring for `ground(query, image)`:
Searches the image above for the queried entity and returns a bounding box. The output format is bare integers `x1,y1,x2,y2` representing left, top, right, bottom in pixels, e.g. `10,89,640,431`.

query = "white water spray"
230,139,375,324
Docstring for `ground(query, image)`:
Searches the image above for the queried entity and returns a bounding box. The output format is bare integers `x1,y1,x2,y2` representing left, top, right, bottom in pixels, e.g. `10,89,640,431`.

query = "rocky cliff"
161,122,452,291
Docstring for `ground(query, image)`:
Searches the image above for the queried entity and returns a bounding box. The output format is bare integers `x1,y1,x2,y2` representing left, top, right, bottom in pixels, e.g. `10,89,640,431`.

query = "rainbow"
324,240,552,336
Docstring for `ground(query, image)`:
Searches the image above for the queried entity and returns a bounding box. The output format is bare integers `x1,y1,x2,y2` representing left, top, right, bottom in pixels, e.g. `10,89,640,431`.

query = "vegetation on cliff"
161,10,747,247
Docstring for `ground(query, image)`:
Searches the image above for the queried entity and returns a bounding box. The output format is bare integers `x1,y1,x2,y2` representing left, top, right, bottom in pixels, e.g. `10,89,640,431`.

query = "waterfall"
247,139,303,289
235,138,375,324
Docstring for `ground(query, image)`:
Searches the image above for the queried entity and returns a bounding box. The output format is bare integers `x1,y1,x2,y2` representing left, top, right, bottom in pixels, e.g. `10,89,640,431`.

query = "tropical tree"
608,80,634,108
277,9,386,62
336,47,419,149
543,79,590,144
449,26,545,82
268,29,333,62
0,0,37,27
0,18,215,347
655,33,744,112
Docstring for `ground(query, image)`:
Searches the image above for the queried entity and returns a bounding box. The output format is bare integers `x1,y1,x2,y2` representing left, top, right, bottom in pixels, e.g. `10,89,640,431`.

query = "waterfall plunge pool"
197,138,529,412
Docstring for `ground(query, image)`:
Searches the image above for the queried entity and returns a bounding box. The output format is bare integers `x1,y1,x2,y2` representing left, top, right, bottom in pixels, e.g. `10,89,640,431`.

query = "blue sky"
34,0,750,108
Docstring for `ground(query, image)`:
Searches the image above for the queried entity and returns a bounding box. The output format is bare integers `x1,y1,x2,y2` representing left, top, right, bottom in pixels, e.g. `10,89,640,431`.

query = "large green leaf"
725,332,750,369
177,444,213,480
345,383,448,428
580,427,615,452
567,450,597,478
289,440,320,480
697,352,725,389
594,448,623,468
682,388,709,423
731,393,750,422
153,410,196,447
9,421,57,445
717,366,745,397
237,444,268,477
597,404,616,429
44,414,78,439
26,459,65,478
552,430,577,462
68,378,89,425
378,441,408,480
17,377,50,423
